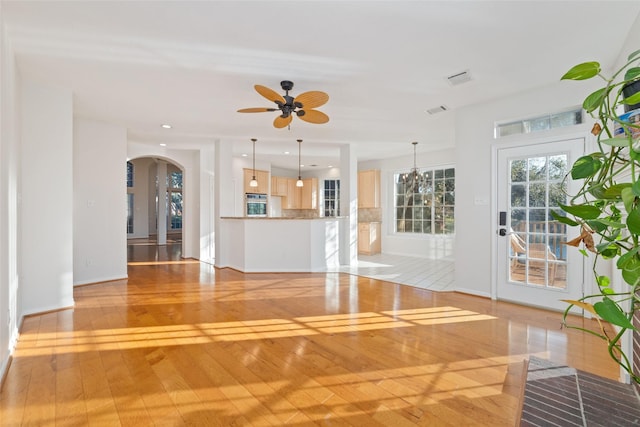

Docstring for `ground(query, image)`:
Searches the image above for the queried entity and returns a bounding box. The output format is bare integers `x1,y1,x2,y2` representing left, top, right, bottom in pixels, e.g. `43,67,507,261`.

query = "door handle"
498,228,507,236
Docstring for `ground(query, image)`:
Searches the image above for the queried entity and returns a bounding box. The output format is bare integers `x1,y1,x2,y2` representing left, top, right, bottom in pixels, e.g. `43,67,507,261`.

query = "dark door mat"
519,356,640,426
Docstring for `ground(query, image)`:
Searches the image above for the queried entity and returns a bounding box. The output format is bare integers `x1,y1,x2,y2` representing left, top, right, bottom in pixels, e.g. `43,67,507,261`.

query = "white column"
157,160,167,245
214,139,234,268
340,144,358,266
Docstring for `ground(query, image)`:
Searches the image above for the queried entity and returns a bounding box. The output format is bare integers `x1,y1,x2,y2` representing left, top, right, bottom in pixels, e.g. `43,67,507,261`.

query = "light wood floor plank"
0,247,621,426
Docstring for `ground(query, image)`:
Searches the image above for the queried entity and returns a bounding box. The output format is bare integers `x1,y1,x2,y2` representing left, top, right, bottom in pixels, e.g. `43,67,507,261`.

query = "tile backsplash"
281,209,319,218
359,208,381,223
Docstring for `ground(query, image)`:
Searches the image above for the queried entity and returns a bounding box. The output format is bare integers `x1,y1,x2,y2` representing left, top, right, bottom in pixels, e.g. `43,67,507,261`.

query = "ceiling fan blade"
294,91,329,109
273,114,293,129
298,109,329,124
255,85,286,104
237,107,277,113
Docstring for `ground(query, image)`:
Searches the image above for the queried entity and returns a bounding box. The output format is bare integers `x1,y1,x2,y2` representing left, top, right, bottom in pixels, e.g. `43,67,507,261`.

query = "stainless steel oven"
245,193,267,217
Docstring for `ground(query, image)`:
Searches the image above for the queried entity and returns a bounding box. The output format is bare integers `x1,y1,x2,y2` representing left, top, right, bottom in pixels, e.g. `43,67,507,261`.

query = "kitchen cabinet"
283,177,318,210
284,178,301,209
300,178,318,209
244,168,270,194
271,176,288,196
358,169,380,208
358,222,381,255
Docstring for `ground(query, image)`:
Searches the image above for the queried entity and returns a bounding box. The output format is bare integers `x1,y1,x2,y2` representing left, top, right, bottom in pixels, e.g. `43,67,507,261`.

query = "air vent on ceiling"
426,105,448,115
447,70,472,86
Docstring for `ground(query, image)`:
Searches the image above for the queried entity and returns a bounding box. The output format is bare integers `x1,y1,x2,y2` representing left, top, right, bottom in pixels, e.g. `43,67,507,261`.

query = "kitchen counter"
217,217,344,272
221,216,347,220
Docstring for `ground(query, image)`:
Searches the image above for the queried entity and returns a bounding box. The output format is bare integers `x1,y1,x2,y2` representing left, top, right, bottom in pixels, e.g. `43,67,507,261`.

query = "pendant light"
296,139,304,187
249,138,258,188
403,141,427,188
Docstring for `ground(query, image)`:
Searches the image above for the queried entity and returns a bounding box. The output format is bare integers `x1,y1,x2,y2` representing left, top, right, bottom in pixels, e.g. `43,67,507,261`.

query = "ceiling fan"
237,80,329,129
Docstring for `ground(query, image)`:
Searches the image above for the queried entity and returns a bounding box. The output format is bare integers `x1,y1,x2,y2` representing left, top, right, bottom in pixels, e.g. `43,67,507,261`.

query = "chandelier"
402,141,428,188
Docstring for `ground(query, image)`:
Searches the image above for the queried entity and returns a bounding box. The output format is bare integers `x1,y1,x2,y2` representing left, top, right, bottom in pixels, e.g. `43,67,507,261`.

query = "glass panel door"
496,138,584,311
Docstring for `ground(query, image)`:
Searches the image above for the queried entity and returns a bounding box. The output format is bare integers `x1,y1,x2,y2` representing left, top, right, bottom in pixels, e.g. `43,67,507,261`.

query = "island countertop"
217,216,344,272
220,216,347,220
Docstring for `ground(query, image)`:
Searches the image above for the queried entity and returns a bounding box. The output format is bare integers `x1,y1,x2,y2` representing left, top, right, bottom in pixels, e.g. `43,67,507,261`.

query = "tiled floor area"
332,253,455,292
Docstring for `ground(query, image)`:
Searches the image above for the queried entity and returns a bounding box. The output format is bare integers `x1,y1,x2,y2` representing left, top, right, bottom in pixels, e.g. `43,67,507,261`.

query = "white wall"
200,148,215,264
74,118,128,285
20,76,74,314
0,4,21,381
359,147,456,259
454,81,600,297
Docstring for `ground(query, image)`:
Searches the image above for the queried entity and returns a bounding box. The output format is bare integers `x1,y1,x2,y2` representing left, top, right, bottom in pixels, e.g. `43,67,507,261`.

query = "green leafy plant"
558,49,640,383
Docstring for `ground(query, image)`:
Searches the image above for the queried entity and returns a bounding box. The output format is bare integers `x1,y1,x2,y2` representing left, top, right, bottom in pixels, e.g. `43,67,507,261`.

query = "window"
127,161,134,233
324,179,340,217
495,108,583,138
168,170,183,230
126,161,134,187
127,193,134,234
394,167,455,235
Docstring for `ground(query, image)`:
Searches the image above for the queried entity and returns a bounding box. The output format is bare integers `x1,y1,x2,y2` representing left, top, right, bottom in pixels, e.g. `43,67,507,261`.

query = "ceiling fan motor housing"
280,80,294,91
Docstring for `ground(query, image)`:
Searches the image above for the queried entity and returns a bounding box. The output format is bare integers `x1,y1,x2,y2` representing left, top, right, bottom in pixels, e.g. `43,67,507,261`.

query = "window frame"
392,165,455,236
323,179,340,217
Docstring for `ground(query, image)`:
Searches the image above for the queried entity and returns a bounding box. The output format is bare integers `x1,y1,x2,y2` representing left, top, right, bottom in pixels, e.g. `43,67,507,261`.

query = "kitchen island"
217,217,344,273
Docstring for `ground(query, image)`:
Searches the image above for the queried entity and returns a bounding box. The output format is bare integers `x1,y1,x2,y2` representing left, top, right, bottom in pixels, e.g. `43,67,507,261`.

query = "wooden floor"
0,239,620,426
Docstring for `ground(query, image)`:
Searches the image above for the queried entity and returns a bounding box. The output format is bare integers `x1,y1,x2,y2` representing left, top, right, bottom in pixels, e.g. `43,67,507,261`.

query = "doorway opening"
126,157,184,262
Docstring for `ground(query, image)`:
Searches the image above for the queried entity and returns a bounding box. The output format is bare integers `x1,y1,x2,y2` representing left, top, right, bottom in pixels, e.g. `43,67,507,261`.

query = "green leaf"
583,88,607,113
602,288,615,295
597,275,611,287
579,248,588,257
590,218,625,229
599,244,619,259
633,181,640,198
616,247,640,269
603,183,632,198
625,67,640,81
629,49,640,61
593,298,636,330
600,137,631,147
623,268,640,286
560,203,601,219
550,210,579,226
627,207,640,234
586,219,608,233
561,62,601,80
588,185,607,199
571,155,602,179
622,91,640,106
622,187,636,214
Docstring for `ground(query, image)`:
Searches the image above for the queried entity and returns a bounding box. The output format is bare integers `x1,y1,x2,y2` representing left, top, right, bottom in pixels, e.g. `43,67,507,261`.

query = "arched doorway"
126,157,185,262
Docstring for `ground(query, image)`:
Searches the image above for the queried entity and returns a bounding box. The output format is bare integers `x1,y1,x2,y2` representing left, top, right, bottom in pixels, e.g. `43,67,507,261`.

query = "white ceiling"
3,1,640,171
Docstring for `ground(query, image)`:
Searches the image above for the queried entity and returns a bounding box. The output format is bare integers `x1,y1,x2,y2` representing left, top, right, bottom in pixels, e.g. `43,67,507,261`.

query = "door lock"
498,228,507,236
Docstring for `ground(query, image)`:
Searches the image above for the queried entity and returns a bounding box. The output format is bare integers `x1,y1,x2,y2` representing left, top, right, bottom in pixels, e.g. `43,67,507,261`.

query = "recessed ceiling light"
241,153,248,157
160,143,167,147
284,151,290,155
161,124,172,129
328,165,333,168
